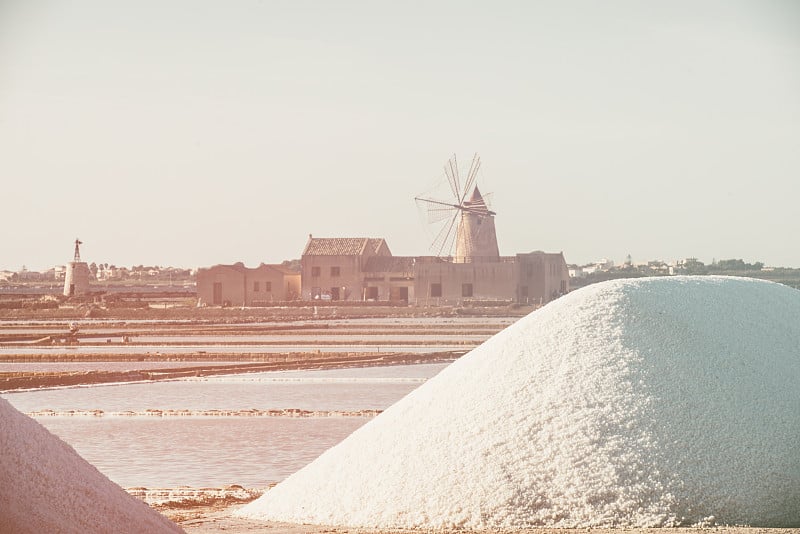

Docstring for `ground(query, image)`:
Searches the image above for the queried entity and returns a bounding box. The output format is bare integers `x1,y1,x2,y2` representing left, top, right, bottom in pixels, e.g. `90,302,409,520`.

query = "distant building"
301,236,391,301
568,265,586,278
362,256,416,302
17,269,45,281
453,187,499,263
199,167,569,306
52,265,66,281
196,263,300,306
299,236,568,306
64,239,91,297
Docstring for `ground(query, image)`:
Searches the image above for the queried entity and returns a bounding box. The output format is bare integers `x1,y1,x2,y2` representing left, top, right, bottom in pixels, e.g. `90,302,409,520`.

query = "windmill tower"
416,154,500,263
63,238,90,297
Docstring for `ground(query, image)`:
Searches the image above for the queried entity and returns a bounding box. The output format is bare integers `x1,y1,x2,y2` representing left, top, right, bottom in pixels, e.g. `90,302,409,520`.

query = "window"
311,266,320,277
253,281,260,292
265,281,272,292
462,283,473,297
330,266,340,277
430,283,442,297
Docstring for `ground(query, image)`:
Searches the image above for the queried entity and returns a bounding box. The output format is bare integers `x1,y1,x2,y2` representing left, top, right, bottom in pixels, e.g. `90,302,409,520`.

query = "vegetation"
572,259,800,291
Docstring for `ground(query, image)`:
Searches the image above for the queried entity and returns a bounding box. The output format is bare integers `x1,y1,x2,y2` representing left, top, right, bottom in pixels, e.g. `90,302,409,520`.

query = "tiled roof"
303,237,388,256
363,256,416,273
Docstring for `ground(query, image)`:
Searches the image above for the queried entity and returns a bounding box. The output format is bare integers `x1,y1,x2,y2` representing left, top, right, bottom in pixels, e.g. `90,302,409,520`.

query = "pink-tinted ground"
175,505,799,534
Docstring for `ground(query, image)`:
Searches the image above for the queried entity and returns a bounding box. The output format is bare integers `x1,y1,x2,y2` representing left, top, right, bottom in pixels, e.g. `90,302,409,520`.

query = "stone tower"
63,239,90,297
454,186,500,263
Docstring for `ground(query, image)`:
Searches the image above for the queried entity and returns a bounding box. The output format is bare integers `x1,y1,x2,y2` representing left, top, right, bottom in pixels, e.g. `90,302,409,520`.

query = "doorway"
213,283,223,305
390,286,409,303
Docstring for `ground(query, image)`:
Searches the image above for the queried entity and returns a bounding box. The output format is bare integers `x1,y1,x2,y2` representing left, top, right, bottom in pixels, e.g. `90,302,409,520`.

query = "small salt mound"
237,276,800,529
0,397,183,533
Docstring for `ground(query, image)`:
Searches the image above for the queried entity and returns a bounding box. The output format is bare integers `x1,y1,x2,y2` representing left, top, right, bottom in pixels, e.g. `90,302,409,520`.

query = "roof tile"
303,237,388,256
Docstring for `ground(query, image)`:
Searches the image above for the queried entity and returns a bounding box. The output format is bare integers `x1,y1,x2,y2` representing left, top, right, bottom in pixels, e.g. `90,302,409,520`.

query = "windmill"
415,154,500,263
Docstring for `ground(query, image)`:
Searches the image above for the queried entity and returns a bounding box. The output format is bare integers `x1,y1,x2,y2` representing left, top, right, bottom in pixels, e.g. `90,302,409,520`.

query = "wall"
364,273,415,302
63,262,90,297
197,264,300,306
413,258,516,304
196,265,245,306
515,252,570,305
302,255,362,301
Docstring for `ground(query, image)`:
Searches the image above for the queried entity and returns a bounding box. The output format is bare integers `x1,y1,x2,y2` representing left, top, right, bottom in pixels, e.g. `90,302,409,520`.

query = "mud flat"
159,494,800,533
176,507,800,534
0,350,461,390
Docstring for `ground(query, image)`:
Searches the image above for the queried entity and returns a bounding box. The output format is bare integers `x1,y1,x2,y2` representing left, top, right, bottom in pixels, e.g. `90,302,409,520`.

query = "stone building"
297,236,569,305
63,239,91,297
453,186,500,263
300,236,391,301
412,251,568,305
413,256,516,305
196,262,300,306
196,177,568,306
362,256,416,302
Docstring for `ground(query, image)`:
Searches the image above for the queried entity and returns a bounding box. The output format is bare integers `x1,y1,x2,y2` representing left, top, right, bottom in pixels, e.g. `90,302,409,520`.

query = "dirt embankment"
0,351,462,391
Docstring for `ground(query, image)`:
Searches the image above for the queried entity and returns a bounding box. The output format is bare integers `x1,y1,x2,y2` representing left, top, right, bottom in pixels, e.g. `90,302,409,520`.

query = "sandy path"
175,505,799,534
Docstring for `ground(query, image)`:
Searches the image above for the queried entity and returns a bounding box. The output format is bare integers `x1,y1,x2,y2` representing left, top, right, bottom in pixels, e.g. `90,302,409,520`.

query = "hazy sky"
1,0,798,271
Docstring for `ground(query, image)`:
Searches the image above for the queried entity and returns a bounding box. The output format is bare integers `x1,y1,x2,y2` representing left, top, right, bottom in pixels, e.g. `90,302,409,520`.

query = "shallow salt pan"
237,276,800,529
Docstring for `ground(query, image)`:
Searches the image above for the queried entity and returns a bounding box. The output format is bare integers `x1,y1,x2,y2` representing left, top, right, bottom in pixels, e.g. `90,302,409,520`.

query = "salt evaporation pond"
238,276,800,528
2,363,447,488
34,417,367,487
4,362,446,412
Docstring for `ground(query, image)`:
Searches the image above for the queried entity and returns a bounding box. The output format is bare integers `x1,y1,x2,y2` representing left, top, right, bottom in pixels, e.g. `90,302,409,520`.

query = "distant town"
2,255,798,295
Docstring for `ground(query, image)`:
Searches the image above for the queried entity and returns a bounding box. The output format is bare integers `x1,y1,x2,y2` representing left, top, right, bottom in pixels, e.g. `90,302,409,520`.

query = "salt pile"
0,397,182,533
237,276,800,529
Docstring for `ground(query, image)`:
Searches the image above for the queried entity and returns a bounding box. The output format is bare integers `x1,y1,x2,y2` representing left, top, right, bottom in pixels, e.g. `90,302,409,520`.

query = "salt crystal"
0,397,182,533
237,276,800,528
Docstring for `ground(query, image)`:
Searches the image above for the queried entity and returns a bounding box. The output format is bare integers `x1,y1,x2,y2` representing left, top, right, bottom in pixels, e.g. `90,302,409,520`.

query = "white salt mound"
0,397,182,533
237,276,800,529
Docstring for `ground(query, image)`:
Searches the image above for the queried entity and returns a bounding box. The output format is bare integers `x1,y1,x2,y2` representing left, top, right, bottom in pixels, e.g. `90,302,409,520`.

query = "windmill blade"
432,209,460,257
415,197,459,224
444,154,460,202
426,206,458,224
482,191,494,211
460,153,481,205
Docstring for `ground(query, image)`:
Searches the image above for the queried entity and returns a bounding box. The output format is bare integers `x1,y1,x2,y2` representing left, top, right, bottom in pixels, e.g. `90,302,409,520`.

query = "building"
515,251,570,304
362,256,416,302
198,158,569,306
63,239,91,297
413,252,568,305
298,236,569,306
453,186,500,263
196,262,300,306
300,236,391,301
